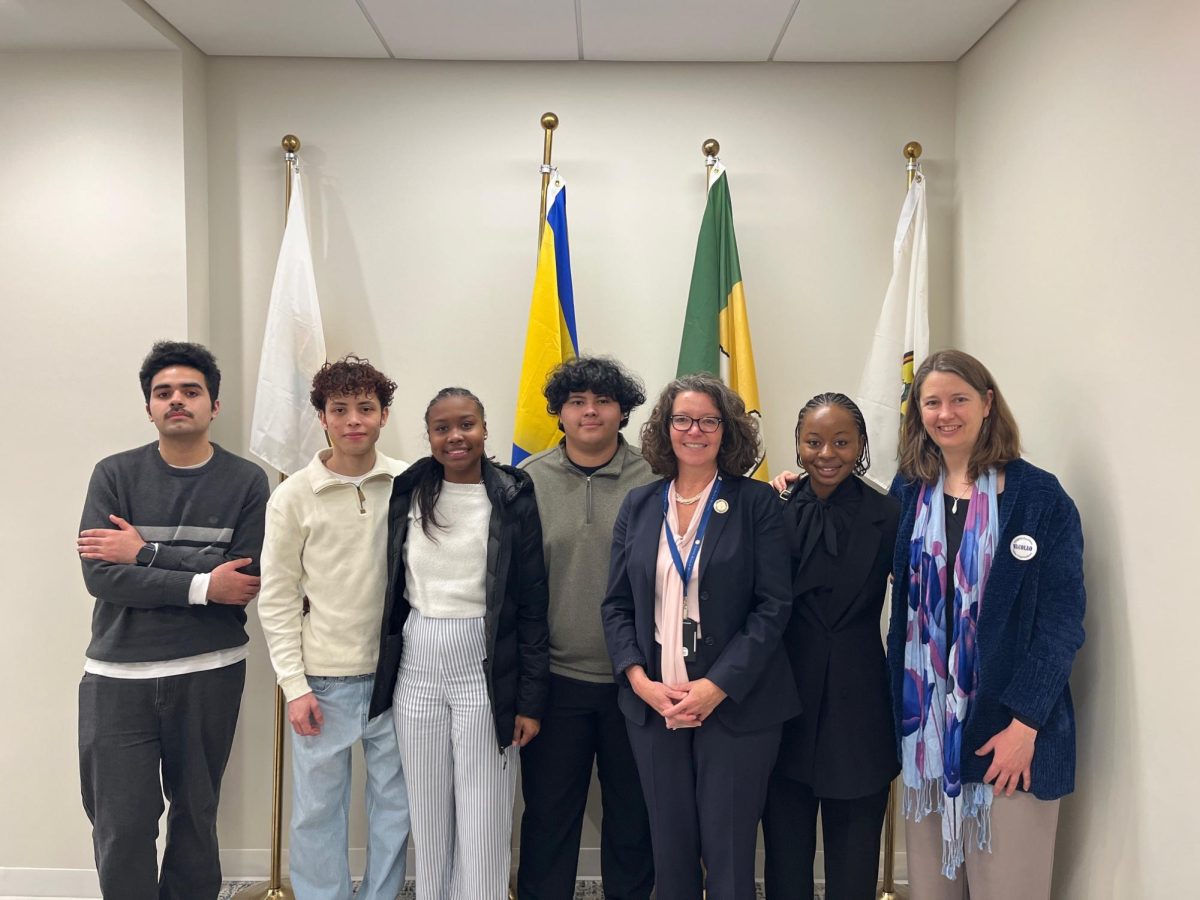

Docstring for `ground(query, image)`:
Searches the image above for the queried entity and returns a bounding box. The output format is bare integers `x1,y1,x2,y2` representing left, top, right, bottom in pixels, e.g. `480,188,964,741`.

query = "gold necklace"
674,490,705,506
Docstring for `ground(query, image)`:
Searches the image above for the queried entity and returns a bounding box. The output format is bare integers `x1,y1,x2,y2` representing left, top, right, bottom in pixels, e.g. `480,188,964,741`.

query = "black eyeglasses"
669,415,723,433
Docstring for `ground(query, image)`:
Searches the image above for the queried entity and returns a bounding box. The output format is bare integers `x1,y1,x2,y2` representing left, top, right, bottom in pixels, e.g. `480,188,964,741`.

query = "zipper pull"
356,485,366,514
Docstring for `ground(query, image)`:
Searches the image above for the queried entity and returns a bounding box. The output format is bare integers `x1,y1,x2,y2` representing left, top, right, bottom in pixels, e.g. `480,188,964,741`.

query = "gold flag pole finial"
537,112,559,249
240,139,301,900
904,140,923,188
702,138,720,191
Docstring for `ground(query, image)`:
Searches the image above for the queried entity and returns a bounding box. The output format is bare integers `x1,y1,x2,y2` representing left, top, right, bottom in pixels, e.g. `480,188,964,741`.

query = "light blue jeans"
290,674,409,900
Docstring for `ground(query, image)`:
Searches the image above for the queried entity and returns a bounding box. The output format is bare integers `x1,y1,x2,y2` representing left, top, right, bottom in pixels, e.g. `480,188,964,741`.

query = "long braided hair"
794,392,871,475
415,386,486,539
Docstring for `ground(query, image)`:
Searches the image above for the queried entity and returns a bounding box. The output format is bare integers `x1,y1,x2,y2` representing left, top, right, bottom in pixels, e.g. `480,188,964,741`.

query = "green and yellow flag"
676,162,768,480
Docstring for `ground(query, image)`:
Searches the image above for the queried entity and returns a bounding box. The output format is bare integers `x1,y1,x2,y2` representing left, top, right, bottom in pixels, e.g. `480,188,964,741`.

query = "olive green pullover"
520,437,655,683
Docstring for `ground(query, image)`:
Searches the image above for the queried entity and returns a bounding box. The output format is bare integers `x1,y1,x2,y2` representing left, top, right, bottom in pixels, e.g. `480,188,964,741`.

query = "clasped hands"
627,665,726,730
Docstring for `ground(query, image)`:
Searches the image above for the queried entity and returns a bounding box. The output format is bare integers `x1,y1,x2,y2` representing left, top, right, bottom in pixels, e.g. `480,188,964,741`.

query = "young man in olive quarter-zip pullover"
516,356,657,900
76,341,269,900
257,356,410,900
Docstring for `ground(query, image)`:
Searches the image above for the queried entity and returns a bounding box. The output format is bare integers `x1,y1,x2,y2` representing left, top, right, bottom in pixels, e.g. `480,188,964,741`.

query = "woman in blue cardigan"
887,350,1085,900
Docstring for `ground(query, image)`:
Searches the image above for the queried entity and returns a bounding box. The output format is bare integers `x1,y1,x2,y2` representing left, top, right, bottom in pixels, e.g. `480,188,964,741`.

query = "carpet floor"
220,882,821,898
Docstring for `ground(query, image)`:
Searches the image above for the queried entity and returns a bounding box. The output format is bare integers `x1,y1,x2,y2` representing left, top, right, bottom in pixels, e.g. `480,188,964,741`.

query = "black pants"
518,674,654,900
626,711,780,900
761,774,890,900
78,662,245,900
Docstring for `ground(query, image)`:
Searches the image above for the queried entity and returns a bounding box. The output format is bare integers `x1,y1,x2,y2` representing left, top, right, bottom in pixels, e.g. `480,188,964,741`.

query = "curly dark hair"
139,341,221,402
415,387,487,540
794,392,871,475
309,355,397,411
543,355,646,429
640,374,762,479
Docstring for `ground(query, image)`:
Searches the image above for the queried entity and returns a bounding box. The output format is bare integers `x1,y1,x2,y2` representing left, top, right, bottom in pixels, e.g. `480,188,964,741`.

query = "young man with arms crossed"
517,356,656,900
76,341,268,900
257,356,410,900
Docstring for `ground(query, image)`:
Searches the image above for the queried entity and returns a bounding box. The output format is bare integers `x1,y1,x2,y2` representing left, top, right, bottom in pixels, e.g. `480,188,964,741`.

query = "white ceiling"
0,0,1020,62
0,0,174,51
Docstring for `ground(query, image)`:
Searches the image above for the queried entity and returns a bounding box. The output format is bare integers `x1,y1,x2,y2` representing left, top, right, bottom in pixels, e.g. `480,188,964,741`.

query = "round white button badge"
1010,535,1037,561
713,499,730,514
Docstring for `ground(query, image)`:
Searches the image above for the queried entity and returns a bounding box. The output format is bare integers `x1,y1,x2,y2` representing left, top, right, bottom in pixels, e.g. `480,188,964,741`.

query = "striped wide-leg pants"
394,609,517,900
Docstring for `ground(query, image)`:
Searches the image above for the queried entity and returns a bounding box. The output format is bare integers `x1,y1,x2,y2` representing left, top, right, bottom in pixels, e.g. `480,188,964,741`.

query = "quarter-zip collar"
306,447,405,495
549,436,637,524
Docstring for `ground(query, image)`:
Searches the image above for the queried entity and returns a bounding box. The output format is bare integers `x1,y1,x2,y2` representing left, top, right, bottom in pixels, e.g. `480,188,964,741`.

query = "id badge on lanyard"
662,477,721,659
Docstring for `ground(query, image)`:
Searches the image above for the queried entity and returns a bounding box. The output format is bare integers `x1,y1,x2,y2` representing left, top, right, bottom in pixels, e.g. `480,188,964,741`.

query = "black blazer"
776,476,900,799
368,457,550,749
601,474,800,733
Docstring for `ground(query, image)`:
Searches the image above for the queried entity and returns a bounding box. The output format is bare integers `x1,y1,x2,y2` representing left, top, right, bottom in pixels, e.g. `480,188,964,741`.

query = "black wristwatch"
135,542,158,567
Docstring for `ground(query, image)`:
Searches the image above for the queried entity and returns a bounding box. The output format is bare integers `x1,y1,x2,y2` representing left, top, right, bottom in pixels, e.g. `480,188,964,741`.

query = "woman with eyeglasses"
601,373,798,900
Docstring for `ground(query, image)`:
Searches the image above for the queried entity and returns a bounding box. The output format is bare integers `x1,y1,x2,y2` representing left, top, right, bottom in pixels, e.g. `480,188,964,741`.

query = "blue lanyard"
662,476,722,601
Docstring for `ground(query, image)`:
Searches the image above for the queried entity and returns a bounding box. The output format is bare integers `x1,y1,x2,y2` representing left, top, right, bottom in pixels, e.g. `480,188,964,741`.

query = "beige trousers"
903,791,1061,900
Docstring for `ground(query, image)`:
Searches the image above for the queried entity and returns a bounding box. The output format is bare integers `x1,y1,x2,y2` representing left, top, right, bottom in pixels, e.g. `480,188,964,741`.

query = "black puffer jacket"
368,457,550,749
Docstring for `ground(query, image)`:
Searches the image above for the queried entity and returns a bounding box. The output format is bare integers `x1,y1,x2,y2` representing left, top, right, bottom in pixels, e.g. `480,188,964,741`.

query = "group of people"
76,340,1085,900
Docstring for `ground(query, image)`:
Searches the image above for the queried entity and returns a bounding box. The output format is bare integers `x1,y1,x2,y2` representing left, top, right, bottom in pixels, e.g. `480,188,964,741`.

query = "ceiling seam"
575,0,585,60
354,0,396,59
767,0,803,61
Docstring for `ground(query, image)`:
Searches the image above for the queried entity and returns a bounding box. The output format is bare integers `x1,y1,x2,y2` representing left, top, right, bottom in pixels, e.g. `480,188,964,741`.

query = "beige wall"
0,50,191,875
955,0,1200,895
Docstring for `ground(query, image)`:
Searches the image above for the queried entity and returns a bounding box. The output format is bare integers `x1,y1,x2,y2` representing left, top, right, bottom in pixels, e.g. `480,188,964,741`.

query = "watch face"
137,543,155,565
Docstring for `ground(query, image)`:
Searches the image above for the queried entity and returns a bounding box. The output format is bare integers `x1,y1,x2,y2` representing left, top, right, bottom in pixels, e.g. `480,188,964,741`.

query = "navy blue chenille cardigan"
886,458,1086,800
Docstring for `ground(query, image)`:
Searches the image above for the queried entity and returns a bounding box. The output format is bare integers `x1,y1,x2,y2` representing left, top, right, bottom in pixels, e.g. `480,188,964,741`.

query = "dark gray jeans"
78,661,245,900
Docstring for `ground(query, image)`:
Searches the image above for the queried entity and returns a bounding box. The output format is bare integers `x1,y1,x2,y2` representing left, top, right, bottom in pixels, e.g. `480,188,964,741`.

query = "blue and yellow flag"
512,174,578,464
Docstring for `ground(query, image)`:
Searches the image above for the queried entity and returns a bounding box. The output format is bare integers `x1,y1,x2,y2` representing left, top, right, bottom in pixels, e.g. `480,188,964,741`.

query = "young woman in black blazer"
762,393,900,900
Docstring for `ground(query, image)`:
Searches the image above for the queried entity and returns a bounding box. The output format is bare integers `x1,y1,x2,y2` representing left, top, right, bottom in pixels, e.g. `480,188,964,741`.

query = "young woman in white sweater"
369,387,550,900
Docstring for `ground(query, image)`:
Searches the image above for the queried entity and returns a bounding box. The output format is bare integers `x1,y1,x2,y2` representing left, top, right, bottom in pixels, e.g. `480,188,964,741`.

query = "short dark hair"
640,373,762,479
139,341,221,402
898,349,1022,483
543,356,647,428
794,392,871,475
310,355,397,411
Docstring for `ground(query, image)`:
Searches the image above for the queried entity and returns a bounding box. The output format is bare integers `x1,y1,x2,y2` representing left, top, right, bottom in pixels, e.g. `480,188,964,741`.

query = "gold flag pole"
240,136,301,900
702,138,720,191
537,112,559,250
877,143,921,900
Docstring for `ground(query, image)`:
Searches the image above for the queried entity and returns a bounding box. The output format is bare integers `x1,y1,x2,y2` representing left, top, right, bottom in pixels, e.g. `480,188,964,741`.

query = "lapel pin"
713,499,729,514
1010,535,1037,561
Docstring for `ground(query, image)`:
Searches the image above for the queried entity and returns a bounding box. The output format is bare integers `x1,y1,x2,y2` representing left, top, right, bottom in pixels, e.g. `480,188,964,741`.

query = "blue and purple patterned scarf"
901,467,999,877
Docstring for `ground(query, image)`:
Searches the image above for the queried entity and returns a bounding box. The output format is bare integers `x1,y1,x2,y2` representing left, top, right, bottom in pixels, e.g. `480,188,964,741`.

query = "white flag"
857,174,929,491
250,168,327,476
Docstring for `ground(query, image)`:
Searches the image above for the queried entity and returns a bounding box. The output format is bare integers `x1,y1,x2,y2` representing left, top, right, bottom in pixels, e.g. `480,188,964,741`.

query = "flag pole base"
235,881,294,900
878,887,908,900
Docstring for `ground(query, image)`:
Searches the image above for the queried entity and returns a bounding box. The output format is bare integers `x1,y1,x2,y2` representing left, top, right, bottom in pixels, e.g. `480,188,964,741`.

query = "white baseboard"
2,851,907,898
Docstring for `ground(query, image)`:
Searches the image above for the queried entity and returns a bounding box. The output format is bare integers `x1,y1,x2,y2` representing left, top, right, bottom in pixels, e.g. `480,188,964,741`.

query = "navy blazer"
886,458,1086,800
601,474,800,733
777,476,901,799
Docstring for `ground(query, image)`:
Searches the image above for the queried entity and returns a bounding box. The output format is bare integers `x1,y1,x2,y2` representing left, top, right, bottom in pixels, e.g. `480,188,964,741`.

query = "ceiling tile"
144,0,388,57
0,0,176,51
774,0,1020,62
363,0,579,61
581,0,797,61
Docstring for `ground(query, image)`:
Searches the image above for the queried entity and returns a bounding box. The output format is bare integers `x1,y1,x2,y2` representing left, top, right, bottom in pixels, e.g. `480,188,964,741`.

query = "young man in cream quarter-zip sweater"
258,356,410,900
